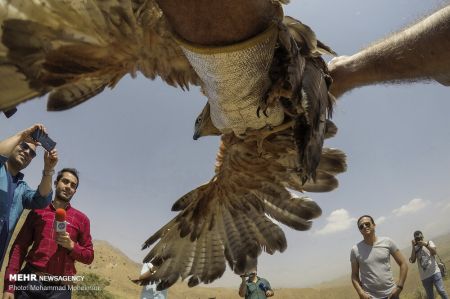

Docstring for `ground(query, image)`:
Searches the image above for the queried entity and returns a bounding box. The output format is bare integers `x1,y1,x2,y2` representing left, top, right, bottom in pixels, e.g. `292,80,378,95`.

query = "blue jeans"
422,272,449,299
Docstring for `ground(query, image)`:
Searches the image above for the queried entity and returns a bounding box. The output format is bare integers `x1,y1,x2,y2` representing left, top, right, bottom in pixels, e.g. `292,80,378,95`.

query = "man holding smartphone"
0,124,58,268
238,268,274,299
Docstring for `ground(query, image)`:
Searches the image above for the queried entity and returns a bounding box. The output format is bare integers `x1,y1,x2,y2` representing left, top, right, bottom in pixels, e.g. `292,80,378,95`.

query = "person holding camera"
238,268,274,299
0,124,58,268
350,215,408,299
3,168,94,299
138,263,168,299
409,231,448,299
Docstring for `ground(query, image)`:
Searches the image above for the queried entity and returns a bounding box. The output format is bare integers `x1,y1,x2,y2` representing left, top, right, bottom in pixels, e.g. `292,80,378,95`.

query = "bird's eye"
196,117,201,124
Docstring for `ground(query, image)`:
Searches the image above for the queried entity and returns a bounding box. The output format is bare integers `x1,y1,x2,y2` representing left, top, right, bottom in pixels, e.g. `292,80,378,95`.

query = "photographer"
238,268,274,298
0,124,58,268
409,231,448,299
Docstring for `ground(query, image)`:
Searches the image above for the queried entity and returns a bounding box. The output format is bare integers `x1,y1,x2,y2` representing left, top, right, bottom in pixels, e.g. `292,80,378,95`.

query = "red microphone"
55,208,67,233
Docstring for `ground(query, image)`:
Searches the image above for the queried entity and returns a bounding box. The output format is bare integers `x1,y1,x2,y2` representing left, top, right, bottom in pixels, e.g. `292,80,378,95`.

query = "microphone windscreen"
55,208,66,221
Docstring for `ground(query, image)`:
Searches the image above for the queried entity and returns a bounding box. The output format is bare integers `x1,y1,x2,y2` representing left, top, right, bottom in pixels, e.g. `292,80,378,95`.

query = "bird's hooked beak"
193,132,200,140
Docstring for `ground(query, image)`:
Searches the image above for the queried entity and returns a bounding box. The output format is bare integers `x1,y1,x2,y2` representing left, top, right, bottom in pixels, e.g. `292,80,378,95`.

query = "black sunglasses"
358,222,371,230
19,142,37,158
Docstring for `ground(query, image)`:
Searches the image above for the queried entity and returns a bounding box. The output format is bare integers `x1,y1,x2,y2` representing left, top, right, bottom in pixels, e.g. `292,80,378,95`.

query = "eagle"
0,0,346,289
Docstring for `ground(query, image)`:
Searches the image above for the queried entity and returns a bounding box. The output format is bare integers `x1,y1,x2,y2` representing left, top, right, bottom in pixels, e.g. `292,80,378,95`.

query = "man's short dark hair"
56,168,80,188
357,215,375,226
414,230,423,237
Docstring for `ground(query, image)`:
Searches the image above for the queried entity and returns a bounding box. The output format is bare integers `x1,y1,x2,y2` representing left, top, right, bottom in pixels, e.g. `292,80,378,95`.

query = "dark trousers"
14,267,71,299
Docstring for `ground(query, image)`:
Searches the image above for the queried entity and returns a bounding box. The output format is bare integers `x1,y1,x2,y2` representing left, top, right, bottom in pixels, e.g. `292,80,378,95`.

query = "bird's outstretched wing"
138,129,346,289
0,0,199,111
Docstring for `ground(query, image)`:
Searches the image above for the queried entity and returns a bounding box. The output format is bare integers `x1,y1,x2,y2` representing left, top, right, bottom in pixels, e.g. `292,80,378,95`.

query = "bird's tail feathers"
140,180,296,289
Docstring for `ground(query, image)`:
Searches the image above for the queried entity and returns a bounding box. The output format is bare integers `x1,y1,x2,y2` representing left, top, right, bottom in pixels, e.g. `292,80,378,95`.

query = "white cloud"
315,209,355,235
436,200,450,211
375,216,386,225
392,198,429,216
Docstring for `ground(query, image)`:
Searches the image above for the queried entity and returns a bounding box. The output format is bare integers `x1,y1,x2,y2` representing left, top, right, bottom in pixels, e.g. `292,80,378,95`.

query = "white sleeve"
140,263,151,275
428,240,436,249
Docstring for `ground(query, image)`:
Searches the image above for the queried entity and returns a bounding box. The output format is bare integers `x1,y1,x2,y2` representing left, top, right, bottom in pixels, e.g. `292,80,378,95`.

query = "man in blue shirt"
239,269,274,299
0,124,58,268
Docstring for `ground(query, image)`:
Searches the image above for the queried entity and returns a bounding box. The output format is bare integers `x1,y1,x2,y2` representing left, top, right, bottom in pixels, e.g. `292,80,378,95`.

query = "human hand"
388,286,402,298
20,124,46,143
44,149,58,171
2,291,14,299
56,232,74,250
265,289,274,297
358,292,372,299
417,240,427,247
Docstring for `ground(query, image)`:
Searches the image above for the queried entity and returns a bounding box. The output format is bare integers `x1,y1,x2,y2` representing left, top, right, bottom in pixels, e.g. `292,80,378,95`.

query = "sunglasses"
358,222,372,230
19,142,37,158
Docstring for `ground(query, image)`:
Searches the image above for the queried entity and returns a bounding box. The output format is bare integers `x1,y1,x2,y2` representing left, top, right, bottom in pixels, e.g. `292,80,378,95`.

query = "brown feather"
0,0,199,111
141,129,345,288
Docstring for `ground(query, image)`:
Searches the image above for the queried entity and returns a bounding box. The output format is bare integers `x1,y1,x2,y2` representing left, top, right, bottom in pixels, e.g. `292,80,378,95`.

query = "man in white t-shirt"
409,231,448,299
350,215,408,299
139,263,168,299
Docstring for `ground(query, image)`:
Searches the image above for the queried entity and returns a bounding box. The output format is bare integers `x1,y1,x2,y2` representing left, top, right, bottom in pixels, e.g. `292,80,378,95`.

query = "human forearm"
0,124,46,157
351,275,366,297
427,244,437,255
38,149,58,197
238,279,246,297
409,245,416,263
397,261,408,287
38,172,53,197
330,5,450,97
69,222,94,264
69,242,94,264
0,133,22,157
155,0,279,45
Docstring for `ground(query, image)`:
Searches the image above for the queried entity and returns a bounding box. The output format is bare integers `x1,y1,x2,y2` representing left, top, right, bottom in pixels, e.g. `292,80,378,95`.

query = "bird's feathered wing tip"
138,131,345,289
434,73,450,86
275,0,291,4
0,0,199,112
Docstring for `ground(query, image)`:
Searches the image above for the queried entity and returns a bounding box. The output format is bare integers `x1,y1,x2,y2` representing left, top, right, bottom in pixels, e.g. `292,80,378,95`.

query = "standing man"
0,124,58,268
3,168,94,299
238,268,274,299
138,263,168,299
350,215,408,299
409,230,448,299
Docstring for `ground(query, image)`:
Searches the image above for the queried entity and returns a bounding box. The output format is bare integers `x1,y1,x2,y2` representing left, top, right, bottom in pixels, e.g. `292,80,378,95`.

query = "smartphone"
31,128,57,151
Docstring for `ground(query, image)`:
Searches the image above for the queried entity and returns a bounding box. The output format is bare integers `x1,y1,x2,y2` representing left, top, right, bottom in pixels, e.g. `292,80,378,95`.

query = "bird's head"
193,102,221,140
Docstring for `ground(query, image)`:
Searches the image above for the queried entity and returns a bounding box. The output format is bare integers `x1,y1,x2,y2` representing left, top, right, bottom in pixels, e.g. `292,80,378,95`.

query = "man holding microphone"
3,168,94,299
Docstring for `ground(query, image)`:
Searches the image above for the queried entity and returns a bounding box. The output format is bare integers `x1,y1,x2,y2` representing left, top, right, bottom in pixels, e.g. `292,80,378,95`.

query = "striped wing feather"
0,0,199,111
139,131,346,289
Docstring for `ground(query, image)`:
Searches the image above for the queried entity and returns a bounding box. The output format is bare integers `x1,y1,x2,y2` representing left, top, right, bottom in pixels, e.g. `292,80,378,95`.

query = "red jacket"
4,203,94,292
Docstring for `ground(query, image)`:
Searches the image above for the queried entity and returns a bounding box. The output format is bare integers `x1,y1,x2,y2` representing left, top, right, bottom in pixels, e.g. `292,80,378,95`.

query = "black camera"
415,236,423,242
259,283,269,292
240,272,256,278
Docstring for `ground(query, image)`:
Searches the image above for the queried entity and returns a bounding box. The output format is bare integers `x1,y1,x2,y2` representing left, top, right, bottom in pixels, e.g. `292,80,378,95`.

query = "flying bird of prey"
0,0,346,289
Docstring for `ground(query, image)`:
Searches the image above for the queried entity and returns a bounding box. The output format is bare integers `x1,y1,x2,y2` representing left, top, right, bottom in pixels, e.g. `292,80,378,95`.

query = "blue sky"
1,0,449,288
